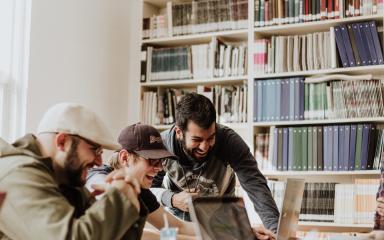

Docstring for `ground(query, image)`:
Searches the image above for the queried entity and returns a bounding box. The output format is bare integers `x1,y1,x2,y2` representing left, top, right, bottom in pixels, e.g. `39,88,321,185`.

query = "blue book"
323,127,329,170
333,125,339,171
326,126,333,171
340,24,356,67
254,81,259,121
275,80,282,121
334,26,350,67
289,78,295,120
352,23,370,66
343,125,351,171
362,22,378,65
349,124,357,171
338,125,344,171
280,80,288,120
272,127,279,170
283,128,289,171
294,78,300,120
358,23,373,65
360,124,370,170
369,21,384,65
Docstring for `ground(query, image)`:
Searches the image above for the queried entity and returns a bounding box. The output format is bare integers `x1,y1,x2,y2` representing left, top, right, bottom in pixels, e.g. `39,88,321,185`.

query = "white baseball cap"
37,102,120,150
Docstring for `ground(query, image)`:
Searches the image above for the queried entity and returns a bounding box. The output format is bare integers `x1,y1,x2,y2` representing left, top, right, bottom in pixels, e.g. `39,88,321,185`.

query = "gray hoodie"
151,124,279,231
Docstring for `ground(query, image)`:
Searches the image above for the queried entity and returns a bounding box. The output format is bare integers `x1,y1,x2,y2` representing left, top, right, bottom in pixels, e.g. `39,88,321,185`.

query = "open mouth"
146,175,154,181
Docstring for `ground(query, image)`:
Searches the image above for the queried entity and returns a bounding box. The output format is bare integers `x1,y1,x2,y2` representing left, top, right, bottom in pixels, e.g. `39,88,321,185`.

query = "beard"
179,136,213,161
64,138,85,187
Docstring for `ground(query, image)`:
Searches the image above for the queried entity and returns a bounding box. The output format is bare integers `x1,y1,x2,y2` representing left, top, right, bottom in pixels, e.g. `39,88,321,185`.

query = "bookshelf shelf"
141,76,247,87
254,14,384,36
298,222,372,232
253,117,384,127
253,65,384,79
153,122,248,130
262,170,380,176
142,29,248,46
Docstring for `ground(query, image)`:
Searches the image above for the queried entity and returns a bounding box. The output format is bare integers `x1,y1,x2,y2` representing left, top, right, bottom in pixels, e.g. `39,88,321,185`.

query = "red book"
328,0,334,19
305,0,309,21
334,0,340,18
265,0,270,25
320,0,327,19
354,0,360,16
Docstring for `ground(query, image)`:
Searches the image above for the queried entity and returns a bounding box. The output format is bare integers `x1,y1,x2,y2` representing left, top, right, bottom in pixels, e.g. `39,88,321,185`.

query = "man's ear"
175,126,183,140
118,149,129,167
55,133,70,151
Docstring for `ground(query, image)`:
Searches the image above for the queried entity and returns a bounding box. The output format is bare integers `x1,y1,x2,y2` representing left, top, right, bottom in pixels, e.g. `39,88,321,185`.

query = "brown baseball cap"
118,123,175,160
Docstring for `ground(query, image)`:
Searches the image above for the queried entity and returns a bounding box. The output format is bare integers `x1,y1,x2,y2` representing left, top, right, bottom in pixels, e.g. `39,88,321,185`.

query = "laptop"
188,178,305,240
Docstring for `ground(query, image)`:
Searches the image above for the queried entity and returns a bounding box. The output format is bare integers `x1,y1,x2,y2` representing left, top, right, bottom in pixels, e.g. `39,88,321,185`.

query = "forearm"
150,187,175,207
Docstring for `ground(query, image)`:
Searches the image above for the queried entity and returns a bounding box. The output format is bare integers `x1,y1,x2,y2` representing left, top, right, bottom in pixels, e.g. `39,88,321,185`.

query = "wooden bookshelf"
139,0,384,233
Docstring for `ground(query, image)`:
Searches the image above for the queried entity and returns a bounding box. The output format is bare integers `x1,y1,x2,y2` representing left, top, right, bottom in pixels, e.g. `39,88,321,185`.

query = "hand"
92,180,140,212
105,167,142,194
252,225,276,240
377,197,384,216
171,189,199,212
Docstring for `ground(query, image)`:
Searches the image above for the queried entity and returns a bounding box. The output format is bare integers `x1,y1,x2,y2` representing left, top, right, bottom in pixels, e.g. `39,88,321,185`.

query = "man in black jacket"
151,93,279,239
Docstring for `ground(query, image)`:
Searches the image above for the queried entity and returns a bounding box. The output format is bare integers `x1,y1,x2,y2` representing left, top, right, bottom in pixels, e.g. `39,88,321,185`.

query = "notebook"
188,178,305,240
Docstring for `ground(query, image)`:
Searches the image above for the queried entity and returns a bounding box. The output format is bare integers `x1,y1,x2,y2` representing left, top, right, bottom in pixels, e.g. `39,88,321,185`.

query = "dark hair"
176,93,216,131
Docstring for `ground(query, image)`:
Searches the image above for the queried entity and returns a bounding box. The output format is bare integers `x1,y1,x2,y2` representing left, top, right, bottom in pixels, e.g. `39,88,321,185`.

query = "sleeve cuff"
161,189,175,207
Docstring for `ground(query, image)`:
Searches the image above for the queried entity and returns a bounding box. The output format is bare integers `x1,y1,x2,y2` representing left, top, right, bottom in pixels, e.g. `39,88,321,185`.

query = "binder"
369,21,384,65
333,26,350,67
340,24,356,67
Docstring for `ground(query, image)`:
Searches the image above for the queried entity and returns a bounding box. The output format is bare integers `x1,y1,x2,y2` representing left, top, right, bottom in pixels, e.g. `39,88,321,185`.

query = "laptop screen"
189,197,257,240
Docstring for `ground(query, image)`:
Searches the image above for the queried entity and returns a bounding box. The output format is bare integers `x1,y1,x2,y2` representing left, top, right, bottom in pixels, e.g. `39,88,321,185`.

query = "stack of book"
141,38,247,82
254,31,332,74
141,84,248,125
253,77,384,122
142,0,248,39
255,0,342,27
345,0,384,17
268,179,379,224
259,123,383,172
333,21,383,67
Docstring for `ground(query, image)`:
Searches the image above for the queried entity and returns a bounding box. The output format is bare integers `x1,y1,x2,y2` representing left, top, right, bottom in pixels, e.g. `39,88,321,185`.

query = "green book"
307,126,313,171
301,126,308,171
294,127,303,171
354,124,363,170
312,126,318,171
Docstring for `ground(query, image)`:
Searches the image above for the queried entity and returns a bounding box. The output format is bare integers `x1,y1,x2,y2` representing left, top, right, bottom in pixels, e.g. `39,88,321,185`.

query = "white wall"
26,0,142,137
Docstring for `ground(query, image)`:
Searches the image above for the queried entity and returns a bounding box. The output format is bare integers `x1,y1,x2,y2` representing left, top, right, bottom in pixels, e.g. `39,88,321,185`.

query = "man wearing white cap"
0,103,144,240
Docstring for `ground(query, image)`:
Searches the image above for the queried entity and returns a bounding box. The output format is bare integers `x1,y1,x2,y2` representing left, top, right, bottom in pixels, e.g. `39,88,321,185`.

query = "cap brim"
134,149,176,160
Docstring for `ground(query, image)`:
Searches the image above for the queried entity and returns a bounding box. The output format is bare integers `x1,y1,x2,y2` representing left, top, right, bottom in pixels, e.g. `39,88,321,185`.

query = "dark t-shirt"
140,188,160,213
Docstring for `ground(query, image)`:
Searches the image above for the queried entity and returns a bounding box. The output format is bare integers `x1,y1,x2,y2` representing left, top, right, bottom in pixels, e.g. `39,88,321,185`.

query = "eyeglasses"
148,158,165,168
71,135,103,156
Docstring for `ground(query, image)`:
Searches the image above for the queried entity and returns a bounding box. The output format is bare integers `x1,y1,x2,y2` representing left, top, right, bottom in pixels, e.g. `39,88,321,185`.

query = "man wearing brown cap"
0,103,143,240
87,123,195,240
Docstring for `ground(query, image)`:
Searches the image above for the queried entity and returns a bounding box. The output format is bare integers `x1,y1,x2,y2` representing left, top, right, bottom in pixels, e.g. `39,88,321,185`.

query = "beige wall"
26,0,142,137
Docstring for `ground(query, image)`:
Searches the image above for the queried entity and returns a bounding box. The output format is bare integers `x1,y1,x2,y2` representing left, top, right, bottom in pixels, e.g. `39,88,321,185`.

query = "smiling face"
176,121,216,160
62,135,103,187
119,150,163,189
